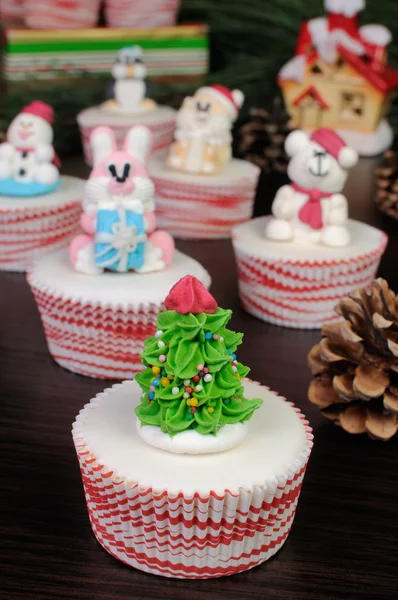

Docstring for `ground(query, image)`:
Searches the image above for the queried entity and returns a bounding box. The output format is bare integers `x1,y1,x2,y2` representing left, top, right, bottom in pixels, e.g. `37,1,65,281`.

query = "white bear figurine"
0,101,60,189
265,128,358,247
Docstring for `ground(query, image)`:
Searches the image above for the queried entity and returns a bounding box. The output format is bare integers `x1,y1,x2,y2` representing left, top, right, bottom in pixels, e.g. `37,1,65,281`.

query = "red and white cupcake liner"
72,379,314,579
232,221,388,329
151,160,260,240
1,0,24,24
27,251,211,379
0,202,82,273
104,0,181,28
25,0,101,29
78,110,176,167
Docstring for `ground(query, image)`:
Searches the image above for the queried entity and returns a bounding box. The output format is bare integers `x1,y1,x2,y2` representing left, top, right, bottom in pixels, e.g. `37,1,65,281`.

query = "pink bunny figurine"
70,125,174,274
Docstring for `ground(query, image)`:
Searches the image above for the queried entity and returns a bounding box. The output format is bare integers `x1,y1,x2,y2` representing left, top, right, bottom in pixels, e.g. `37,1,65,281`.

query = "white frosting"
29,248,211,307
136,420,249,454
74,379,309,495
150,155,258,186
233,217,386,261
0,176,84,210
336,120,393,157
77,105,176,127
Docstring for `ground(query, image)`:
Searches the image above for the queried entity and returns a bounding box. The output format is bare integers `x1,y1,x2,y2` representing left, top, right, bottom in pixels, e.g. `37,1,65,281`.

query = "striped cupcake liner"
78,118,175,167
25,0,101,29
152,166,260,241
0,200,81,273
27,260,211,379
72,379,313,578
104,0,181,28
233,231,388,329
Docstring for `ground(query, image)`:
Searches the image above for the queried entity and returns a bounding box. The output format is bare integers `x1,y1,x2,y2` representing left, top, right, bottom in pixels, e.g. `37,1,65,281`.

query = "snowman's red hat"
22,101,54,125
196,84,244,116
311,128,358,169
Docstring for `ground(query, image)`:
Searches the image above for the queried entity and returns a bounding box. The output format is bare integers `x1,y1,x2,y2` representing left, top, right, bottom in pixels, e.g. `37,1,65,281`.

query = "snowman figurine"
0,101,60,197
265,128,358,247
111,46,155,114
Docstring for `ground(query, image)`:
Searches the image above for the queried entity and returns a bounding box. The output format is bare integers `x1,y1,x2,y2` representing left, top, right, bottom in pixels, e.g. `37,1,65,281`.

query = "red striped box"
72,379,313,578
28,249,211,379
150,157,260,240
0,176,83,272
232,217,388,329
77,106,176,167
104,0,181,28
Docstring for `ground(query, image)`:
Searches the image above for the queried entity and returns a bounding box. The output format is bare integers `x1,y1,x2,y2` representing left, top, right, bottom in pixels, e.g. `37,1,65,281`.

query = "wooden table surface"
1,156,397,600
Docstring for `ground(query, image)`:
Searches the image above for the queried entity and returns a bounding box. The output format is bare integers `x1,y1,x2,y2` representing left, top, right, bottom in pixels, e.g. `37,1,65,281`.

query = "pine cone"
235,96,293,173
308,279,398,441
375,150,398,220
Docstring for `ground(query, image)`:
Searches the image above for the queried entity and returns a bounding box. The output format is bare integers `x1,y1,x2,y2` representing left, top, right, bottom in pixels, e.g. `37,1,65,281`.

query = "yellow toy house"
278,0,398,155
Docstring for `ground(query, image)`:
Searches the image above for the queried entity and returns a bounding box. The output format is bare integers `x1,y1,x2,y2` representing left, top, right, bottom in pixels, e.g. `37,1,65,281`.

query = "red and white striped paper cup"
72,378,313,578
1,0,24,25
232,217,388,329
25,0,101,29
150,157,260,240
28,249,211,379
77,106,176,167
0,176,83,273
104,0,181,28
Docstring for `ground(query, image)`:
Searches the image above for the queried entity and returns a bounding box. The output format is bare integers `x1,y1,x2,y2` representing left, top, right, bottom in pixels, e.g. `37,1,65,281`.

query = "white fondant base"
72,379,313,578
304,120,393,157
136,419,249,454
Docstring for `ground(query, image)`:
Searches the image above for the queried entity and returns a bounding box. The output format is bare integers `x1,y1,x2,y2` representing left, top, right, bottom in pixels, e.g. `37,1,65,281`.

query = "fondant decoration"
265,128,358,247
0,101,60,197
73,379,313,577
104,46,156,114
135,275,262,454
69,125,174,274
167,84,244,175
278,0,398,155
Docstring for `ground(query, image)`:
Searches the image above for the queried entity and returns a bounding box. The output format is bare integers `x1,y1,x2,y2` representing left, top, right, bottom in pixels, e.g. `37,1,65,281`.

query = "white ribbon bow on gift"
95,204,147,272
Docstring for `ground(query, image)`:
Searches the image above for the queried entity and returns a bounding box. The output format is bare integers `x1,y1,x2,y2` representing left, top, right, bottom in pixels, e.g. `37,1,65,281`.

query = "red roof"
338,45,398,93
293,86,329,109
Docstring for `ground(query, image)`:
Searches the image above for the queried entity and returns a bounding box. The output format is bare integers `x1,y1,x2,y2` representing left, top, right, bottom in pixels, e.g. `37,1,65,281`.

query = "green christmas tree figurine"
135,275,262,454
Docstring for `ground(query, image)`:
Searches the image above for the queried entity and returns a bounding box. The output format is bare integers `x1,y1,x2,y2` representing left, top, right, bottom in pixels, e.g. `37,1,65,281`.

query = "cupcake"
28,126,210,379
0,101,84,272
77,46,176,166
72,276,313,578
232,129,388,329
104,0,181,28
150,85,260,240
25,0,101,29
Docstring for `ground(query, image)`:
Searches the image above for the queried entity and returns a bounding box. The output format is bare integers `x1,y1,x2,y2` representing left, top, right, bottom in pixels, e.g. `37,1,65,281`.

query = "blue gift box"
95,205,147,272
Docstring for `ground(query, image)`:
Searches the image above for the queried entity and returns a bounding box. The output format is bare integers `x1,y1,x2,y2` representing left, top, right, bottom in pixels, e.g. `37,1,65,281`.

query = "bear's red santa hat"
286,127,358,169
196,84,244,117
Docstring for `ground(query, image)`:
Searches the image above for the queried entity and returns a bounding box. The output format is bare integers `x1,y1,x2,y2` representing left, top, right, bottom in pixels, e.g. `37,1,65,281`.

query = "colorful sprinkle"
183,392,190,399
207,407,214,413
151,366,161,375
204,332,212,340
203,367,209,374
185,386,193,394
148,392,155,400
197,364,204,371
167,374,174,380
232,353,237,360
185,412,192,420
149,386,155,392
192,375,200,383
195,384,202,392
183,379,190,386
152,378,160,387
190,407,196,414
219,336,224,343
155,330,163,338
161,369,167,376
159,354,166,363
223,398,231,405
232,366,238,372
213,334,218,340
227,350,231,356
204,374,212,382
190,397,198,407
158,340,165,348
172,386,179,395
161,377,169,387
